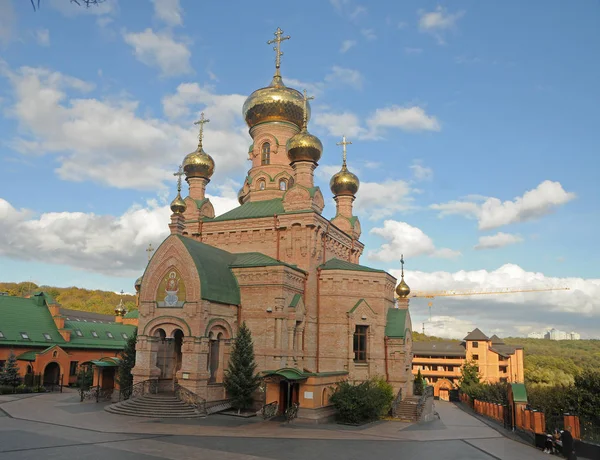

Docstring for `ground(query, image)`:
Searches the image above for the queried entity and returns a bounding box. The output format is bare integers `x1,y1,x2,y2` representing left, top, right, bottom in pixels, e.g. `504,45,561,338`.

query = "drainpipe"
316,267,321,373
384,336,390,382
274,215,280,260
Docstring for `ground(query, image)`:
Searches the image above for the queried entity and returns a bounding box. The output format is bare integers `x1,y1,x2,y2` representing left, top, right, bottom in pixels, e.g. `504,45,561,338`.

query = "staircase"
394,396,421,422
105,393,206,418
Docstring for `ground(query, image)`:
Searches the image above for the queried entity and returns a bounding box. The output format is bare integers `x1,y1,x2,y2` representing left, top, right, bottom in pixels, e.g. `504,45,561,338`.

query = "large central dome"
243,75,309,130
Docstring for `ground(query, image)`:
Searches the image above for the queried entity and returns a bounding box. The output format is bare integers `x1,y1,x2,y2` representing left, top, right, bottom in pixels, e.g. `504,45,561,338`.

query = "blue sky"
0,0,598,338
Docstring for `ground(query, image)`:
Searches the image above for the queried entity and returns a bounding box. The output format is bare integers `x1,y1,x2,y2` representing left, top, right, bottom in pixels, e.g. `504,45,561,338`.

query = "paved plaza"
0,390,550,459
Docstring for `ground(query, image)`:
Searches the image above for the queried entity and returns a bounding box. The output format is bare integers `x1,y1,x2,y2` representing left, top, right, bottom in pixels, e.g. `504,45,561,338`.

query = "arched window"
258,179,266,191
279,179,287,191
261,142,271,165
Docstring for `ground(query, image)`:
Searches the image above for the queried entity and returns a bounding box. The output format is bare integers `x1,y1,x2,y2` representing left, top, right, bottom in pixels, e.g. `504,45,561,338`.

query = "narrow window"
353,325,368,362
472,341,479,348
69,361,78,376
91,331,98,338
106,331,114,339
43,333,52,341
261,142,270,165
279,179,287,191
472,354,479,360
258,179,266,191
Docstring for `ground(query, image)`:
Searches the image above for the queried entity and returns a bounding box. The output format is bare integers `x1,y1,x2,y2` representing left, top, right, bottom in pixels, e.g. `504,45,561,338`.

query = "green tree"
330,378,394,424
414,369,425,395
223,322,261,413
0,352,21,388
117,330,137,392
460,360,481,388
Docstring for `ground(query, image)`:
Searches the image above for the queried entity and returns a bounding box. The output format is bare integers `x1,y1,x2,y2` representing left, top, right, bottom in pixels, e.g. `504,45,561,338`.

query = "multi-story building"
412,328,524,400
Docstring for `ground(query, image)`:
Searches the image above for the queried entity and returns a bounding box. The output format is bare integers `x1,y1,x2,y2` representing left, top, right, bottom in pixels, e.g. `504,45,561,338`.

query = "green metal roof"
319,258,385,273
16,351,38,361
176,235,241,305
289,294,302,308
0,294,67,346
123,309,139,319
385,308,408,338
64,320,136,349
262,368,309,381
349,298,375,314
511,383,528,403
91,358,120,367
211,198,285,222
230,252,306,274
194,198,209,209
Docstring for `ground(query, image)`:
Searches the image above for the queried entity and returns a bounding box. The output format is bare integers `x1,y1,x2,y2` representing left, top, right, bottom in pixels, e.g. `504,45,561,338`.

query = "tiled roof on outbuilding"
412,341,467,357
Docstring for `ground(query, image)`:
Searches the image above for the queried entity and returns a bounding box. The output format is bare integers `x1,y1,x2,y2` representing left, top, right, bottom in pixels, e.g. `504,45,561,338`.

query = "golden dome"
170,192,187,214
330,165,360,197
183,148,215,180
114,299,126,317
243,76,308,130
286,129,323,163
396,277,411,298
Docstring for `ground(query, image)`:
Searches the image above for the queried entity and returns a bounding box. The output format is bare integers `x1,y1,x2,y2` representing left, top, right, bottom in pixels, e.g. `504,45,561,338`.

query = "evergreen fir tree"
117,330,137,392
0,352,21,387
223,322,261,413
414,369,425,395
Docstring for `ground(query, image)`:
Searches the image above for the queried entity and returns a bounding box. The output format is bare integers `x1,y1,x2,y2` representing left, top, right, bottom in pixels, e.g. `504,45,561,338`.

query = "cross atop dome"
267,27,290,78
301,89,314,130
194,112,210,149
336,135,352,167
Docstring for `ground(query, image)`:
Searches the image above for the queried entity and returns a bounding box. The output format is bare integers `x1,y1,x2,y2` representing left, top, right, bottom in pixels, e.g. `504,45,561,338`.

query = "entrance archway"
154,327,184,381
434,378,454,401
43,362,60,385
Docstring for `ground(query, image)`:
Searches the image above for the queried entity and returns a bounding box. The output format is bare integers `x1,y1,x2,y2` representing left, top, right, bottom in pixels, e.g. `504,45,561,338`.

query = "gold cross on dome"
146,243,154,261
400,254,405,277
302,89,314,129
336,135,352,166
267,27,290,76
193,112,210,148
173,164,184,193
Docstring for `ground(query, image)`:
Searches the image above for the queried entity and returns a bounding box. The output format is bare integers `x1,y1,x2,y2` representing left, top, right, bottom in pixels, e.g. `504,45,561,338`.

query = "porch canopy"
85,357,122,368
261,368,309,381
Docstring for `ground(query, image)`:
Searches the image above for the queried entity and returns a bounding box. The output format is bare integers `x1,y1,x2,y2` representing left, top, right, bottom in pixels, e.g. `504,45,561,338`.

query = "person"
561,427,576,460
543,434,554,454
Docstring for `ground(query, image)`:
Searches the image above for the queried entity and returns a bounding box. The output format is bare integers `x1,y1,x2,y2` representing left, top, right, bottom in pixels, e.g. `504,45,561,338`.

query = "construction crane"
408,286,570,322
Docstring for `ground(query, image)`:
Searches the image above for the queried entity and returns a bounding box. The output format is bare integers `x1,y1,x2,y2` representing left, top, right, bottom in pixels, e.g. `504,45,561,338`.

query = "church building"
132,28,414,422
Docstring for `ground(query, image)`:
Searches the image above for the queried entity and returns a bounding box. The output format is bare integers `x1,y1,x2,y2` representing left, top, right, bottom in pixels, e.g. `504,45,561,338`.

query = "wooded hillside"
413,331,600,386
0,281,137,315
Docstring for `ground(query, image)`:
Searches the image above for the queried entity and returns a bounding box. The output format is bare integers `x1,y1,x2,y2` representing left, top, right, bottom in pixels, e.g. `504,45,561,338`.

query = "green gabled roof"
211,198,285,222
319,258,385,273
511,383,528,403
289,293,302,308
123,309,139,319
230,252,306,274
385,308,408,338
64,321,136,349
176,235,241,305
16,350,39,361
0,294,67,346
33,291,59,305
194,198,209,209
349,298,375,314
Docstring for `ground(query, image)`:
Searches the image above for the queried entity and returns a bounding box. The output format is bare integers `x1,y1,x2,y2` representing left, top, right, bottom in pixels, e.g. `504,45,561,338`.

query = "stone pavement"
0,389,551,459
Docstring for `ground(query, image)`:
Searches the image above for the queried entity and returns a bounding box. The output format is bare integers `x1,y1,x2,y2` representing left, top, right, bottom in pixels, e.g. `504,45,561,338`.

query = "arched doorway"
43,362,60,386
154,327,184,381
435,378,454,401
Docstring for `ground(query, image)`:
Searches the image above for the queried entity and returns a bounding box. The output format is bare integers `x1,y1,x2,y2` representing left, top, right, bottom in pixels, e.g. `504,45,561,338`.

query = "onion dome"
286,89,322,163
330,135,359,196
183,112,215,180
396,277,411,298
114,298,126,317
134,276,142,293
170,192,186,214
243,76,307,130
395,255,411,298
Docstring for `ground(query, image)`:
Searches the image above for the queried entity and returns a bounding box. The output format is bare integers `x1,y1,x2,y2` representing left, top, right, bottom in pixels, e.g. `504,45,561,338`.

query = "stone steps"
105,394,206,418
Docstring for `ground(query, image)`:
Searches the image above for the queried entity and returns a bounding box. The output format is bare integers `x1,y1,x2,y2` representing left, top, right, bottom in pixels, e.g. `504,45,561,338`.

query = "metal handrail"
174,383,207,416
261,400,279,419
285,402,299,423
119,379,159,401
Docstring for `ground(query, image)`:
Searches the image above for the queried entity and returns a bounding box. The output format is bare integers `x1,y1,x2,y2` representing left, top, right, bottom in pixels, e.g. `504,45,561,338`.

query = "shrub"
15,384,32,394
330,378,395,424
32,385,46,393
0,385,14,395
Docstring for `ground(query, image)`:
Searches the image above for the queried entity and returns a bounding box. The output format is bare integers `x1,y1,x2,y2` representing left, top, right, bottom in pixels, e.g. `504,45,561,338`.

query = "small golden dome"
396,277,411,298
330,165,360,197
182,148,215,180
134,277,142,292
170,192,187,214
114,299,126,317
243,76,308,130
287,129,323,163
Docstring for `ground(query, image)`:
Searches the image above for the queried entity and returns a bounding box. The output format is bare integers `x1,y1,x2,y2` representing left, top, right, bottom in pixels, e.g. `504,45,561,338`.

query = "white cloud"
410,161,433,181
367,106,441,135
1,63,248,191
151,0,183,27
421,316,477,340
123,28,191,77
390,263,600,338
284,77,325,97
474,232,523,250
368,220,460,261
360,29,376,41
349,6,367,20
313,111,364,138
36,29,50,46
324,66,364,90
340,40,357,53
354,180,414,220
418,6,464,44
431,181,576,230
